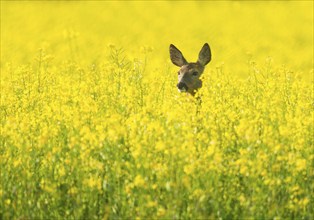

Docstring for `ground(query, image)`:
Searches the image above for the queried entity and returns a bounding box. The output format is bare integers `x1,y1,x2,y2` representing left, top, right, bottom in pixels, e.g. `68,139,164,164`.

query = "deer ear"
169,44,188,67
197,43,211,66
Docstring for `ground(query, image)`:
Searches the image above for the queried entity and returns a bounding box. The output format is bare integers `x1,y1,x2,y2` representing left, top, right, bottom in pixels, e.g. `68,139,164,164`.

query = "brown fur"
170,43,211,96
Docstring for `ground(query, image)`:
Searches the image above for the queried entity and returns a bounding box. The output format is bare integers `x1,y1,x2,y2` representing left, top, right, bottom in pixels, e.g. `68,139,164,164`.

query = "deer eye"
192,71,198,76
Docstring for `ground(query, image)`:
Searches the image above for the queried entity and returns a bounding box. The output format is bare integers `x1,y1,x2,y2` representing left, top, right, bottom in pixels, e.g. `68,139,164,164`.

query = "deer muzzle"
177,82,188,92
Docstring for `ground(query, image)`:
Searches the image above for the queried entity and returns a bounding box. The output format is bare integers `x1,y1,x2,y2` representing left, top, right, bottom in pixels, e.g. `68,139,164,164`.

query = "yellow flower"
299,197,309,208
182,176,191,189
295,158,307,172
239,194,246,205
146,200,158,208
134,175,145,188
13,158,22,168
157,207,166,217
58,165,66,177
5,199,11,205
84,176,102,190
69,187,78,195
183,164,194,175
155,141,166,152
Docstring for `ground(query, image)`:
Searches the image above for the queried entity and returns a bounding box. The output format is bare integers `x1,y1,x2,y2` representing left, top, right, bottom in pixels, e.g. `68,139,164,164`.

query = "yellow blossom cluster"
1,1,313,219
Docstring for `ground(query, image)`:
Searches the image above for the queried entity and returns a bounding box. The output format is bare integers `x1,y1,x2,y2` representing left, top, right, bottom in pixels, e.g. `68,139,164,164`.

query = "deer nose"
177,82,188,91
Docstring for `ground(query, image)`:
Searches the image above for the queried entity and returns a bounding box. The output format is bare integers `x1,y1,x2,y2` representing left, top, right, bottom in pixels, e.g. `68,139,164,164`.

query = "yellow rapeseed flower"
134,175,146,188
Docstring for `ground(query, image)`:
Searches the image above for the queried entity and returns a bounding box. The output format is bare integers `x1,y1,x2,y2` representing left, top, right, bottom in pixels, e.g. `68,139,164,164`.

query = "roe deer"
169,43,211,96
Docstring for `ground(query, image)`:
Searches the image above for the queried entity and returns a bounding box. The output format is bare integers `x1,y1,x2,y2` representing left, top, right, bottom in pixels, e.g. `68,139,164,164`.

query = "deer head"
170,43,211,96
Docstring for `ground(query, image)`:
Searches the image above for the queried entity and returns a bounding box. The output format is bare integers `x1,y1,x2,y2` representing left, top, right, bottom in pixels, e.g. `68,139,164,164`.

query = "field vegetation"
1,1,313,219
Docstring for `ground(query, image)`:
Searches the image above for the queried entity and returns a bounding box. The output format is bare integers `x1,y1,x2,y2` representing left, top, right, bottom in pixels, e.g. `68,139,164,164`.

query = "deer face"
170,43,211,96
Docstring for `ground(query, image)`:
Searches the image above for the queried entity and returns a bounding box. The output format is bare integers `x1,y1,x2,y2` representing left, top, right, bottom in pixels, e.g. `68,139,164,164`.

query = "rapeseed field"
1,1,313,219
